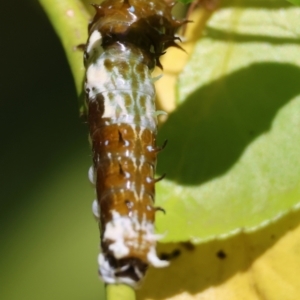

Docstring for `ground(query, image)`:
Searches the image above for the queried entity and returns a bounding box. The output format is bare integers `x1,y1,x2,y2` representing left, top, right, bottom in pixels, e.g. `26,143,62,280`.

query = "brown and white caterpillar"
84,0,184,287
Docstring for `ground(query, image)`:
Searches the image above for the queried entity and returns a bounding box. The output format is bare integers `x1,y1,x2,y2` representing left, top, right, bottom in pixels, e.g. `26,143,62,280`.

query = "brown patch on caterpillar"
135,63,146,81
123,93,133,108
91,123,157,224
103,59,114,71
119,61,130,73
87,95,105,134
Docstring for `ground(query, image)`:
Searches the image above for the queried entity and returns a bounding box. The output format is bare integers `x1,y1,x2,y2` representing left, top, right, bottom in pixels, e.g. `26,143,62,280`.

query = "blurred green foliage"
286,0,300,5
0,0,104,299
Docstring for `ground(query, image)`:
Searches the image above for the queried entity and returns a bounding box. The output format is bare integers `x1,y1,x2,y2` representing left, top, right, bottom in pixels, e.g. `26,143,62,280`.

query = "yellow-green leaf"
155,0,300,243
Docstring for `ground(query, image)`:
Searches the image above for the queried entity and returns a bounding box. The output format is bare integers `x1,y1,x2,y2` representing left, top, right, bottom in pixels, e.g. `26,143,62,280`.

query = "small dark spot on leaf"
216,250,227,259
181,242,195,251
171,249,181,258
160,249,181,261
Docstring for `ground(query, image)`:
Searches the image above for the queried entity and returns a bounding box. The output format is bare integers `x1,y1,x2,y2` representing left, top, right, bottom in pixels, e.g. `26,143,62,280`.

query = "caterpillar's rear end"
84,0,184,287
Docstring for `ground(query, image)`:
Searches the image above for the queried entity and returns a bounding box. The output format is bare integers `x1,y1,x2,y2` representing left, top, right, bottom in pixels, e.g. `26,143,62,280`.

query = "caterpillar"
84,0,185,287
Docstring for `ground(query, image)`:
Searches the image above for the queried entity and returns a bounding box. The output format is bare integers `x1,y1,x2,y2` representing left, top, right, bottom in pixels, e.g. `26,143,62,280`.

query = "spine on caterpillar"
84,0,184,287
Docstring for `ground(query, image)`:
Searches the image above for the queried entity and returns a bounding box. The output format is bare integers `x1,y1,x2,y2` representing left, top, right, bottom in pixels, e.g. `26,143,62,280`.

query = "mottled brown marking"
131,77,139,91
138,95,147,110
87,94,105,133
118,61,129,73
90,122,157,225
135,64,146,81
104,58,113,71
124,93,132,108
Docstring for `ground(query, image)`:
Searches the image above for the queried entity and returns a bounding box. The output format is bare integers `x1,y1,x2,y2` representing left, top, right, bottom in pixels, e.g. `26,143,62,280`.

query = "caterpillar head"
89,0,187,68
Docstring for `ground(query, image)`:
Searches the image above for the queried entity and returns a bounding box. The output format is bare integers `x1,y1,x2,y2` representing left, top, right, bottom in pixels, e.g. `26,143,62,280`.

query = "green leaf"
155,0,300,243
286,0,300,5
177,0,194,4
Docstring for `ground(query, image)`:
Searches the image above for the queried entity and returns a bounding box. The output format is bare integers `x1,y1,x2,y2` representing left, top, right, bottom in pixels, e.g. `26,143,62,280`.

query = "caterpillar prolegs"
84,0,185,287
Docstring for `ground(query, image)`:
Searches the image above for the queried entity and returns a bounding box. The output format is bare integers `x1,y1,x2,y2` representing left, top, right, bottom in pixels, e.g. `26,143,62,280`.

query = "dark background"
0,1,105,299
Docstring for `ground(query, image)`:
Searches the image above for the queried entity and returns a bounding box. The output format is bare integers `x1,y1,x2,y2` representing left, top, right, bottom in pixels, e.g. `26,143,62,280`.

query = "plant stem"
106,284,136,300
